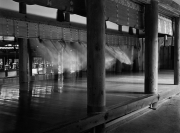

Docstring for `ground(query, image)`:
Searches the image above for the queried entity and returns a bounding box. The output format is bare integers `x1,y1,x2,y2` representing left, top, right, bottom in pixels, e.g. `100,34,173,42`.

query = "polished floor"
0,71,176,133
111,93,180,133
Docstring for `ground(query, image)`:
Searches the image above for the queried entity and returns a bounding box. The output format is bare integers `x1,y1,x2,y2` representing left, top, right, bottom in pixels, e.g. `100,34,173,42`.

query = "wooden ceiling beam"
0,9,85,30
13,0,180,18
0,9,134,40
131,0,180,16
14,0,69,8
159,4,180,16
13,0,86,16
159,5,179,17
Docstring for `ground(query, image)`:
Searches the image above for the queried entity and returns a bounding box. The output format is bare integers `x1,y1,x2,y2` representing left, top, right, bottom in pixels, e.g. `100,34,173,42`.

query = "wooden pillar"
28,40,32,78
115,25,123,74
19,2,29,91
87,1,106,132
87,0,106,114
60,48,64,85
53,65,59,81
115,60,122,74
145,0,159,94
163,36,166,69
19,38,28,83
174,17,180,85
142,38,145,71
55,10,65,82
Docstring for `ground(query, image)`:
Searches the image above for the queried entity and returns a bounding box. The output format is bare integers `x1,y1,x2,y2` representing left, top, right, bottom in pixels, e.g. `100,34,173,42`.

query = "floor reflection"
52,80,63,93
15,90,33,133
0,71,175,133
0,84,19,100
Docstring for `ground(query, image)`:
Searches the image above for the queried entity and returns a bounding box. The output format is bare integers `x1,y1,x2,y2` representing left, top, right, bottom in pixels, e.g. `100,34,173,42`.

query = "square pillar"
145,0,159,94
174,17,180,85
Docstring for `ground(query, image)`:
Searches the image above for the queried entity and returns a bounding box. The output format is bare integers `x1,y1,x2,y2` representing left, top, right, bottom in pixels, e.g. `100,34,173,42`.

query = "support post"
87,0,106,115
174,17,180,85
87,0,106,131
60,48,64,86
55,10,65,83
53,65,59,81
19,2,29,91
145,0,159,94
115,25,123,74
115,60,122,74
28,40,32,80
18,39,28,86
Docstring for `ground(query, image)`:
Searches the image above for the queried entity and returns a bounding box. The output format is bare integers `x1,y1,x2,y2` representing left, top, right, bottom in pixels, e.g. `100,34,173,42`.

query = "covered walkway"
1,0,180,132
0,71,179,133
110,93,180,133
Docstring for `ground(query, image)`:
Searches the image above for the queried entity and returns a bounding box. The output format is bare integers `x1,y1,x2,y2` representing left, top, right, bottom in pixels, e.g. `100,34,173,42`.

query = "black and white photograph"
0,0,180,133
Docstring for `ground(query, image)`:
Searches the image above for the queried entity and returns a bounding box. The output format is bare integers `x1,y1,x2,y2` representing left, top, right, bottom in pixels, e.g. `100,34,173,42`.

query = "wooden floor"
0,70,176,133
110,93,180,133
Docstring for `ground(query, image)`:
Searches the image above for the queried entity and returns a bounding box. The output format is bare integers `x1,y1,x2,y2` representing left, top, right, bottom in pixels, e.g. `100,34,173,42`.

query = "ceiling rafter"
13,0,180,16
